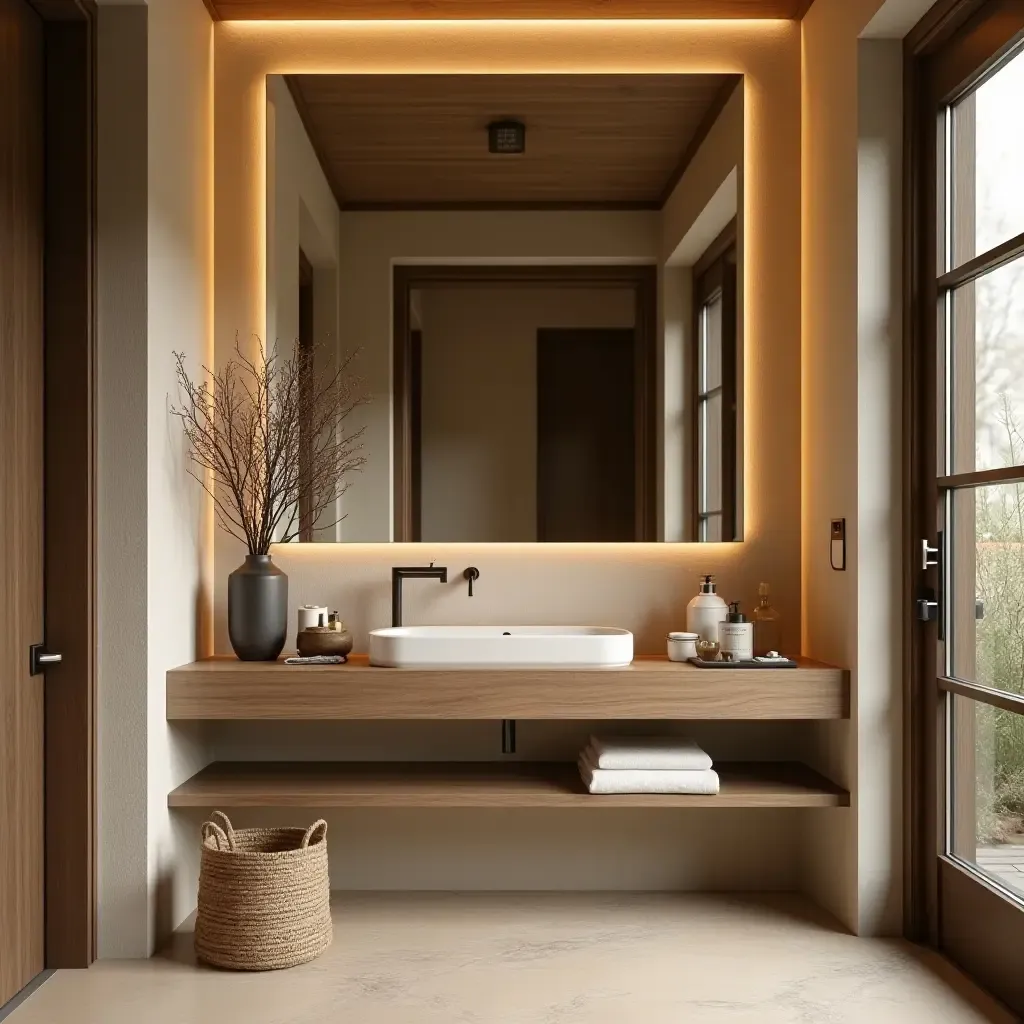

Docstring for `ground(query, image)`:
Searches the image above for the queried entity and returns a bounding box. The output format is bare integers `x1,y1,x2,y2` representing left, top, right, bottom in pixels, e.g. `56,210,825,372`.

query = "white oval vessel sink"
369,625,633,668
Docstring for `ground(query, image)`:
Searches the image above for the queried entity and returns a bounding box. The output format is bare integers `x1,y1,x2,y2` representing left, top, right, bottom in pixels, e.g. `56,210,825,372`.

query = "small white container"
666,631,699,662
298,605,328,633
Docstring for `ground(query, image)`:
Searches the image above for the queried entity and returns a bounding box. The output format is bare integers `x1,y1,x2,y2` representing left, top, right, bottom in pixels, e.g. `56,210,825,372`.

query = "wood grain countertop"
166,655,849,720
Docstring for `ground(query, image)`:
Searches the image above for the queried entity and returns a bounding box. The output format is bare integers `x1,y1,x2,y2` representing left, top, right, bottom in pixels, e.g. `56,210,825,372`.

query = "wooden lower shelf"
168,761,849,809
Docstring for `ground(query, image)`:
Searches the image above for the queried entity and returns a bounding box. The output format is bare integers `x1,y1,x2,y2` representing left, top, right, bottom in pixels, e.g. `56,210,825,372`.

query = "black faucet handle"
463,566,480,597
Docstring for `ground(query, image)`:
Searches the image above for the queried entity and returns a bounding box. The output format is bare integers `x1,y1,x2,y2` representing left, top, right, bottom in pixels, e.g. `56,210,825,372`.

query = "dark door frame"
28,0,97,969
392,263,658,543
904,0,1024,1010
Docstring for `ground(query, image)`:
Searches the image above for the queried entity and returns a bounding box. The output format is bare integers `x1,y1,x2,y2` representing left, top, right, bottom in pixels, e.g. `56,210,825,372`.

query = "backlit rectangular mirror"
265,72,744,542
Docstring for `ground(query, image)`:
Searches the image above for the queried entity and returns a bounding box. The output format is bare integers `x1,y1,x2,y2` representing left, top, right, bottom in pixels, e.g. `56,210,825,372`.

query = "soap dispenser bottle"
686,574,729,643
752,582,782,656
720,602,754,661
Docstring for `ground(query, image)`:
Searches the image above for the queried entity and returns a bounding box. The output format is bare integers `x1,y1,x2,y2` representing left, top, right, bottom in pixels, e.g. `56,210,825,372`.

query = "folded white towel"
579,754,720,796
584,735,712,772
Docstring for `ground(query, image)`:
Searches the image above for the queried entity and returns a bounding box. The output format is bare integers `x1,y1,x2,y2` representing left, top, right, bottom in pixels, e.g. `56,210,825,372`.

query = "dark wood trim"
904,0,1024,977
344,200,662,213
935,228,1024,291
793,0,816,17
940,859,1024,1017
901,30,920,944
939,676,1024,716
392,263,658,543
393,268,413,543
634,267,659,542
200,0,221,20
658,76,741,209
392,265,659,288
298,249,314,542
905,0,986,57
938,465,1024,489
283,75,347,210
925,0,1024,102
40,0,96,970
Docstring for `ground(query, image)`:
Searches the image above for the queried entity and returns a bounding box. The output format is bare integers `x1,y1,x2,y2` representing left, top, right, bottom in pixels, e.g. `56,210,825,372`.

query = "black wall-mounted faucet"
391,563,448,628
463,566,480,597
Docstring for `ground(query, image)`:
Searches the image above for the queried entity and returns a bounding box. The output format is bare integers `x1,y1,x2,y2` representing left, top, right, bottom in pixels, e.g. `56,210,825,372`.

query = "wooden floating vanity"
165,656,850,810
168,760,849,809
166,655,850,721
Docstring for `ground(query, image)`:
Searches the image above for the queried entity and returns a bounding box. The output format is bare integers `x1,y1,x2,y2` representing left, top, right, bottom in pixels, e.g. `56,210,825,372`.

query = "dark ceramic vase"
228,554,288,661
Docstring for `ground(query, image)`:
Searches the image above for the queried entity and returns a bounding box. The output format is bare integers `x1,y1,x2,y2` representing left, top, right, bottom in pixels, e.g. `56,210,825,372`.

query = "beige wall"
146,0,214,952
800,0,902,936
211,20,804,902
417,286,635,542
88,0,918,954
213,20,802,652
855,36,903,940
197,718,812,889
97,4,150,959
97,0,214,957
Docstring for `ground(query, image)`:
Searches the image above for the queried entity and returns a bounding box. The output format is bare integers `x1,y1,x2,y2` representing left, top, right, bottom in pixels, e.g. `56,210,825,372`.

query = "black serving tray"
689,657,799,669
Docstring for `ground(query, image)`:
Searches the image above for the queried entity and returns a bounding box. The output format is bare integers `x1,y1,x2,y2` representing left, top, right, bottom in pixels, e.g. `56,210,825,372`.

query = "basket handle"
201,821,230,851
301,819,328,848
202,810,237,851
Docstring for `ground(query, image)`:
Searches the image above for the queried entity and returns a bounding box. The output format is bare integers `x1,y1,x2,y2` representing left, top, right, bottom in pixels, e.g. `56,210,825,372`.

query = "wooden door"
908,1,1024,1014
536,328,636,542
0,0,45,1006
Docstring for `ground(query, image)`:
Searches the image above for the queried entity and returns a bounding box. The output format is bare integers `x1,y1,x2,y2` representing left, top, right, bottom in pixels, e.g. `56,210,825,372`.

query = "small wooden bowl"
297,626,354,658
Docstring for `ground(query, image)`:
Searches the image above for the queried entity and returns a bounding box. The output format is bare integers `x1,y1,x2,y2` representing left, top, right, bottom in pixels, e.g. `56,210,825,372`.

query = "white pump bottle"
685,574,729,643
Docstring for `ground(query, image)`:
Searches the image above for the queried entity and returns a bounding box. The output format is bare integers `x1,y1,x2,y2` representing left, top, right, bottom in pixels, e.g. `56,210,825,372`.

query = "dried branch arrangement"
172,340,368,553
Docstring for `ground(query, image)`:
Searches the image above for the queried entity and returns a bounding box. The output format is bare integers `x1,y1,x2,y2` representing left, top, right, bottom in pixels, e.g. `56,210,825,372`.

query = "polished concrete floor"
9,893,1015,1024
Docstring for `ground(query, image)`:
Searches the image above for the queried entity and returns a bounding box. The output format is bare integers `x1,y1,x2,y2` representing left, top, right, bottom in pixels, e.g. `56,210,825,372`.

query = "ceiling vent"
487,120,526,155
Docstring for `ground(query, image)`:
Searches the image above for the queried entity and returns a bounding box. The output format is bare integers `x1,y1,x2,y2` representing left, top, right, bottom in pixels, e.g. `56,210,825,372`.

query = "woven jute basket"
195,811,332,971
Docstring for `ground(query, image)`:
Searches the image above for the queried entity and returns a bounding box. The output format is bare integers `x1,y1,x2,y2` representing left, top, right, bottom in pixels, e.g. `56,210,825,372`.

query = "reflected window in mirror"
692,222,738,542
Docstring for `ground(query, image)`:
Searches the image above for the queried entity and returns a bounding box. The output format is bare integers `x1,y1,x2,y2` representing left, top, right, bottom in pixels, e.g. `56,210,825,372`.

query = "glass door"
912,4,1024,1012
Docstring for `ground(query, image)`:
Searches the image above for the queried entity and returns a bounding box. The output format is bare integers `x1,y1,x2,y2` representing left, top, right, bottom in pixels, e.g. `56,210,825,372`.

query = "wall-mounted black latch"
29,643,63,676
917,532,945,640
916,591,939,623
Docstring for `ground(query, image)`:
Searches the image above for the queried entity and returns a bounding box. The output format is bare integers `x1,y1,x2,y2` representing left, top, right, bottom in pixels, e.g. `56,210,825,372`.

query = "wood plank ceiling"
208,1,809,18
286,74,740,209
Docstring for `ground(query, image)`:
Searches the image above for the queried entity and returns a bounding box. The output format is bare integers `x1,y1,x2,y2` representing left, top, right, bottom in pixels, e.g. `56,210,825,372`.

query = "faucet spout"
391,564,448,628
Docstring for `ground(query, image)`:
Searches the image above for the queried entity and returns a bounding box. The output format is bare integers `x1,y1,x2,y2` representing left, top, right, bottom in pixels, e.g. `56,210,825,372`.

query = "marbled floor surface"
9,893,1015,1024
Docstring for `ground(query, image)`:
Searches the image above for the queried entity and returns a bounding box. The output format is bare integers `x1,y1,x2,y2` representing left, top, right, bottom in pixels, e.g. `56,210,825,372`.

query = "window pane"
699,393,722,514
702,294,723,393
951,47,1024,268
950,255,1024,474
950,694,1024,902
951,483,1024,695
